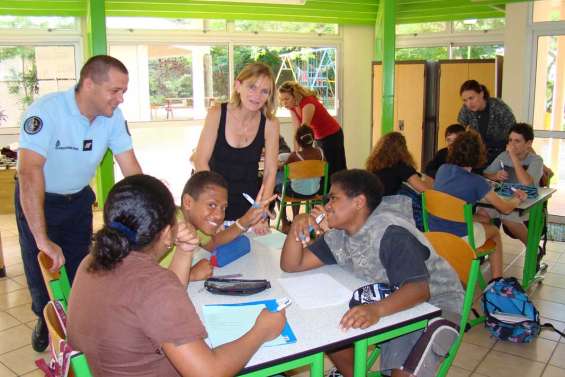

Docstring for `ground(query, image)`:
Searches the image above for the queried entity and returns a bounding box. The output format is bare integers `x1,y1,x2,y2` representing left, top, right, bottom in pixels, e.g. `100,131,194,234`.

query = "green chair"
364,232,481,377
38,251,72,310
43,300,93,377
421,189,495,290
425,232,482,377
275,160,329,230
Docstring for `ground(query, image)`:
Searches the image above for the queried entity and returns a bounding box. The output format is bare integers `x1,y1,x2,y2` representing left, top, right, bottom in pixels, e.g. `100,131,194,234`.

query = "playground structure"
276,47,336,109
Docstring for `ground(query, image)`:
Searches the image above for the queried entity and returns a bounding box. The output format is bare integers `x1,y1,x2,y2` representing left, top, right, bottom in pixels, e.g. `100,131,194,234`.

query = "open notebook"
202,299,297,348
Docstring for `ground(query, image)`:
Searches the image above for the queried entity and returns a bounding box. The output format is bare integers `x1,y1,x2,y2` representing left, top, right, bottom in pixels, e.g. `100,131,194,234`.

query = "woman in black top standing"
457,80,516,166
194,63,279,234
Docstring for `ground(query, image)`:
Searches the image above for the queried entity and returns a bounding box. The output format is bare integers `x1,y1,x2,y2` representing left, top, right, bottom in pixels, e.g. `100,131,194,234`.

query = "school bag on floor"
482,277,565,343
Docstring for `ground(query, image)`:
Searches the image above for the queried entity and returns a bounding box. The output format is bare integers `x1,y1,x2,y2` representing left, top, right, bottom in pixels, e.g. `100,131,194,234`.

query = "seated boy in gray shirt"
281,169,464,377
481,123,543,246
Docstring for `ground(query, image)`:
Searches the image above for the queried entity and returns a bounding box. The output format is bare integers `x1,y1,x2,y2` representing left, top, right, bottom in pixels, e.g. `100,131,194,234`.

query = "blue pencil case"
495,183,538,199
210,235,251,267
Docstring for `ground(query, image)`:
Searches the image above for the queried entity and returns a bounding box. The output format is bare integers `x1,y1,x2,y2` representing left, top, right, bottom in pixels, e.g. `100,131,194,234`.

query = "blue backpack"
482,278,565,343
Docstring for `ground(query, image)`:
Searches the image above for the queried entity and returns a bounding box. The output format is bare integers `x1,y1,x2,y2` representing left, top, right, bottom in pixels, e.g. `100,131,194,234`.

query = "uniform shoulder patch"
23,116,43,135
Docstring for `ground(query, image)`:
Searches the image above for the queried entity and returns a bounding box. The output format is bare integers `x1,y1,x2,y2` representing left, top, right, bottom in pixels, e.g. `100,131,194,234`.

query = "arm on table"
163,309,286,377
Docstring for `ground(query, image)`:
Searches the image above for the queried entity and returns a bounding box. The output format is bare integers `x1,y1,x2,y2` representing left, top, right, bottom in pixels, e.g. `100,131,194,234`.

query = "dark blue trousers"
14,182,95,317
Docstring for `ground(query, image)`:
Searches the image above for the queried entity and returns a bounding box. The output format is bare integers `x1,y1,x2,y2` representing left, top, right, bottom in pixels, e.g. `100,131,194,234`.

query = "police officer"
15,55,142,351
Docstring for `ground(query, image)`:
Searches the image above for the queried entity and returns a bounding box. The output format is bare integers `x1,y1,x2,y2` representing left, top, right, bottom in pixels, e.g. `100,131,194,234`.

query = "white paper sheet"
278,273,351,309
254,232,287,250
202,304,293,348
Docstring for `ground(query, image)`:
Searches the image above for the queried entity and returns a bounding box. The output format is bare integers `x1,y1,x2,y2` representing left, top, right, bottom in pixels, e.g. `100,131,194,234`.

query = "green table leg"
239,352,325,377
522,201,545,289
353,319,430,376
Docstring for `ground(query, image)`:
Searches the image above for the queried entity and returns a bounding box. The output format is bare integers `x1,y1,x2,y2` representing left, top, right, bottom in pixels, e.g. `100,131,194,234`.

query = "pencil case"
495,183,538,198
210,235,251,267
204,278,271,295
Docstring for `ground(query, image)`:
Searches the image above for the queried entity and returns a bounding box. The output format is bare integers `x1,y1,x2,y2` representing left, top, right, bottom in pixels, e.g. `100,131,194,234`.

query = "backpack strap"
541,322,565,337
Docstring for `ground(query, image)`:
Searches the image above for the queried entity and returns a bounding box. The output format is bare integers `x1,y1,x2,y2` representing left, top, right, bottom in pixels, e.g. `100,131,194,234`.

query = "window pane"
395,47,448,61
0,46,76,128
451,45,503,59
235,20,338,34
532,137,565,217
533,36,565,131
396,22,447,35
453,18,505,32
108,44,229,121
533,0,565,22
106,17,226,31
0,16,76,30
234,46,337,116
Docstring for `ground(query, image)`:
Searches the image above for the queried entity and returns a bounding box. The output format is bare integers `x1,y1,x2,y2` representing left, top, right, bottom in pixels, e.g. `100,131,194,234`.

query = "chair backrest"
421,189,476,246
38,251,71,308
424,232,481,377
43,301,93,377
284,159,327,180
282,159,330,196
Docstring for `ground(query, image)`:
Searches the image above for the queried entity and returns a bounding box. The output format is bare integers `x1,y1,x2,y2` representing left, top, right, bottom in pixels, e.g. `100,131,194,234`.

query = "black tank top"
209,103,266,221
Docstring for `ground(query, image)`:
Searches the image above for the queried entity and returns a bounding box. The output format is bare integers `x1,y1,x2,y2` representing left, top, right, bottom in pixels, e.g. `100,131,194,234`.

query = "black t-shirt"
308,225,430,288
373,162,417,196
476,102,490,143
424,148,448,179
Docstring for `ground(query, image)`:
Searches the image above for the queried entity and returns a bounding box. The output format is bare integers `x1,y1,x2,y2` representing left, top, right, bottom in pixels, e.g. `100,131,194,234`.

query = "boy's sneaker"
326,367,344,377
349,283,395,308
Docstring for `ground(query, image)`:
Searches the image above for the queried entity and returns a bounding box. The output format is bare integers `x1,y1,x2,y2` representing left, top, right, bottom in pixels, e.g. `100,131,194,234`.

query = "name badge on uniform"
83,140,93,151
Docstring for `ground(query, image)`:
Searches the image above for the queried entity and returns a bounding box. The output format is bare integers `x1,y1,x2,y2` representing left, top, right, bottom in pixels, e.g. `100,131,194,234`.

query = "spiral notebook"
202,299,297,348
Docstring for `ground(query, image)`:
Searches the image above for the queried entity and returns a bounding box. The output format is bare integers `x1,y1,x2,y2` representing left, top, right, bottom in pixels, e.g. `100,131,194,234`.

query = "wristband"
235,219,248,232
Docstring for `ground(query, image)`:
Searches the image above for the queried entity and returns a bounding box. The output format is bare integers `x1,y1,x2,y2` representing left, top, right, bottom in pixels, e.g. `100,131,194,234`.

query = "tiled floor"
1,212,565,377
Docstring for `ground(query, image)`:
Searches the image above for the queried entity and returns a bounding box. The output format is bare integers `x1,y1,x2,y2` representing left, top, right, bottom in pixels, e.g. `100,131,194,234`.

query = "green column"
85,0,113,208
375,0,396,135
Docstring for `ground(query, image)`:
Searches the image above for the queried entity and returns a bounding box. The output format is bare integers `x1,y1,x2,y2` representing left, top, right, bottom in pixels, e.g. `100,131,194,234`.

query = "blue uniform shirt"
18,86,133,194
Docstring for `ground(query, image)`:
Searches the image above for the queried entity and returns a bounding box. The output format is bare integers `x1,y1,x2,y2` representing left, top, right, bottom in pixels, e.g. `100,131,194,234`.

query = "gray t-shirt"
484,151,544,186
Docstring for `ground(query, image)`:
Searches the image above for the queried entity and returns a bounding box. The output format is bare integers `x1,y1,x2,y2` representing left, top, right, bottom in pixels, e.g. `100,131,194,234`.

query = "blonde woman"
279,81,346,177
194,63,280,234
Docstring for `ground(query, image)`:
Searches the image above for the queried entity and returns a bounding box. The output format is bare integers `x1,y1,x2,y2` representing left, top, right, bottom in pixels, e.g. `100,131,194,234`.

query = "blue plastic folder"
202,299,297,348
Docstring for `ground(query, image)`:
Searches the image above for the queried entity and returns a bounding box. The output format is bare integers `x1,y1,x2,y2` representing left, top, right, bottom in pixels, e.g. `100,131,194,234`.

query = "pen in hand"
298,213,326,241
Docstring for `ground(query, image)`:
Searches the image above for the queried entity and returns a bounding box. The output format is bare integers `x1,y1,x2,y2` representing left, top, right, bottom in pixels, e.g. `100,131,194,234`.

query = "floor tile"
0,345,48,376
20,370,44,377
475,350,545,377
539,316,565,342
453,342,490,371
548,263,565,275
545,242,565,253
0,313,19,332
446,365,472,377
0,290,31,311
531,285,565,305
0,280,23,296
542,365,565,377
0,362,16,377
540,273,565,288
549,343,565,369
532,299,565,322
461,325,497,348
5,305,35,324
4,264,23,279
10,276,27,288
493,337,557,363
0,325,31,355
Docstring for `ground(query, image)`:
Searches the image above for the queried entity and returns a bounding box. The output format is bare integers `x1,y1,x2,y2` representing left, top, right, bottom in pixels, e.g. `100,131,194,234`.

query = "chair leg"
275,201,286,231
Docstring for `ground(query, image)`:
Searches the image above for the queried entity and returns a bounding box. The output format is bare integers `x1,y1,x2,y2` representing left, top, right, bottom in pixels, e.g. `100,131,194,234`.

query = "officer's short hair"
182,171,228,201
77,55,128,89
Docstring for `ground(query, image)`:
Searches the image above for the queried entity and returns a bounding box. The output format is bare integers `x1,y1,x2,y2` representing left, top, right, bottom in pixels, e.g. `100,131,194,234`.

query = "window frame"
0,20,83,132
107,21,343,128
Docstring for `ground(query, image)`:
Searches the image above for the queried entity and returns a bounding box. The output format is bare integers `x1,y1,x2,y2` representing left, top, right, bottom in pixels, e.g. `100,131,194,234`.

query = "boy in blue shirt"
431,130,526,278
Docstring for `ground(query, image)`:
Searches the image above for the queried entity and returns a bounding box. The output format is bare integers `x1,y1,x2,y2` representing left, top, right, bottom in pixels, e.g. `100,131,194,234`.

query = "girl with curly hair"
366,132,430,195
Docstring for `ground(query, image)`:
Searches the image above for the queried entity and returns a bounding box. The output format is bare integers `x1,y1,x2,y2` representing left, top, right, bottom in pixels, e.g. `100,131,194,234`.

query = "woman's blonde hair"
230,62,277,119
278,81,318,102
366,132,416,172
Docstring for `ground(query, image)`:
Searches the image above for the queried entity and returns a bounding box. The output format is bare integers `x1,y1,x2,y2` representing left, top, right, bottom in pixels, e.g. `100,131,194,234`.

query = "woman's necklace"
230,110,257,146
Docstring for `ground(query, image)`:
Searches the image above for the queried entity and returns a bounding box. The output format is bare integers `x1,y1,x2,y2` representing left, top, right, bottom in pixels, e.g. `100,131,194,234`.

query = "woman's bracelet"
235,219,248,232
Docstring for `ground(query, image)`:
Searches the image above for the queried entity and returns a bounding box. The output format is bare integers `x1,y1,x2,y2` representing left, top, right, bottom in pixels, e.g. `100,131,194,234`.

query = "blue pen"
298,213,326,241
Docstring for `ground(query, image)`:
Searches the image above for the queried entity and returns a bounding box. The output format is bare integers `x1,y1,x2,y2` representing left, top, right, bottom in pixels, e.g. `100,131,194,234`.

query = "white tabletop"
187,233,441,373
